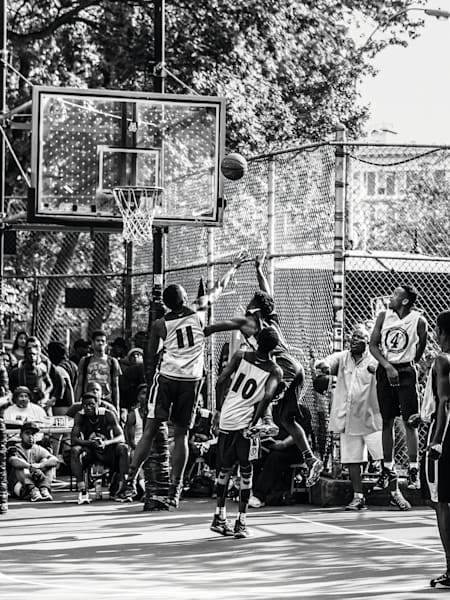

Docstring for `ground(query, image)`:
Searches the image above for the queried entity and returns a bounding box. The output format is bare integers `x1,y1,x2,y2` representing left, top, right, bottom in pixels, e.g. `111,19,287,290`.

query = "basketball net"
112,186,163,245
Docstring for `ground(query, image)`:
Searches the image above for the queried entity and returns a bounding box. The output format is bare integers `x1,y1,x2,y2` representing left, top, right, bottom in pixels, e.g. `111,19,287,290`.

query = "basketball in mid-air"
221,153,248,181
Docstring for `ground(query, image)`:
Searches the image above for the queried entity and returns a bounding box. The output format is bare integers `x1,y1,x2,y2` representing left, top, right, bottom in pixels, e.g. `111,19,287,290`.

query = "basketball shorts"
147,373,202,430
82,444,127,472
217,430,251,469
340,431,383,464
376,363,418,421
421,415,450,503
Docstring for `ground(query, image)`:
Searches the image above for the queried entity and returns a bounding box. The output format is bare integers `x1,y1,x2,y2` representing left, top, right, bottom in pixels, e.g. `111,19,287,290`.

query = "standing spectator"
70,339,90,366
3,386,47,424
8,330,28,368
110,337,128,360
47,342,76,416
7,421,59,501
119,348,145,417
314,326,391,510
9,344,53,414
75,330,121,412
133,331,147,351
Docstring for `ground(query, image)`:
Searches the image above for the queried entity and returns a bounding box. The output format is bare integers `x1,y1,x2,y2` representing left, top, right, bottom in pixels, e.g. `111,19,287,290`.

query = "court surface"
0,490,446,600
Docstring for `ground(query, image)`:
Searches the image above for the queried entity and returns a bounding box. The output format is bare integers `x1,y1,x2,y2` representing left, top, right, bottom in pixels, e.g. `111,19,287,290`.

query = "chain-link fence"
4,137,450,478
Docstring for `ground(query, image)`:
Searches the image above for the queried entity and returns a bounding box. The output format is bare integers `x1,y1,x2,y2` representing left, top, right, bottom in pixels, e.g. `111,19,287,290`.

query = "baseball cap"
12,386,32,401
21,421,40,433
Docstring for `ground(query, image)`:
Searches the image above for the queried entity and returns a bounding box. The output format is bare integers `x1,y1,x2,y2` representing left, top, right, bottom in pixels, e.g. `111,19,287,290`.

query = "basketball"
221,153,248,181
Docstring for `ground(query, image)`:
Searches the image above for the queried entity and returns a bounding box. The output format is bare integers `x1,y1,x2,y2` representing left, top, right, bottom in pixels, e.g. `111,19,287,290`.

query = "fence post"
207,227,215,411
267,156,275,295
331,125,347,479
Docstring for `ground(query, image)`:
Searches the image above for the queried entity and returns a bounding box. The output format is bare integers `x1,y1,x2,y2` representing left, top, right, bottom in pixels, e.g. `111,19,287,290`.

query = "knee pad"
240,464,253,490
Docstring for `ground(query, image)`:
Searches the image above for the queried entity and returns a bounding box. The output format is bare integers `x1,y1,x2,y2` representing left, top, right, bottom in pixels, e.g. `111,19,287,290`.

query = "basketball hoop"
112,186,163,245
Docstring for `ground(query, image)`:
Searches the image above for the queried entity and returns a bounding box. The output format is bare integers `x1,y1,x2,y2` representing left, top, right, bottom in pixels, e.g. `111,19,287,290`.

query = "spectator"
8,330,28,368
69,339,90,366
133,331,147,351
119,348,145,416
0,353,9,397
75,330,121,411
110,337,128,360
7,421,59,501
67,381,119,419
9,344,53,413
1,351,12,374
3,386,47,424
47,342,75,416
125,383,148,450
70,392,129,504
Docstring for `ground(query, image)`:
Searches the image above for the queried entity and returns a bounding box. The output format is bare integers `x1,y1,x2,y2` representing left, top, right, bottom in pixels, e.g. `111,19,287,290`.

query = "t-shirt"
80,355,121,399
3,403,47,424
7,441,53,465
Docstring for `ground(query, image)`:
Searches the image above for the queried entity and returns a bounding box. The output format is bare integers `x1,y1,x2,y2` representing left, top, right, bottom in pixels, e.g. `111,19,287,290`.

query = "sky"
357,0,450,143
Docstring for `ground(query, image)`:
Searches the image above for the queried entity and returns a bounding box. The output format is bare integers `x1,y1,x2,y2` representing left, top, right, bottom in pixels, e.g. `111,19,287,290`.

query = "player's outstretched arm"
255,254,271,295
430,355,450,449
196,257,243,311
250,366,283,426
204,316,248,337
415,316,428,363
215,351,242,412
144,319,165,385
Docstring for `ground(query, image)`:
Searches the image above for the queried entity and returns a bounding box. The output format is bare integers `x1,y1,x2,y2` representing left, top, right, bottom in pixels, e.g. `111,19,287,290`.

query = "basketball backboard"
30,87,226,228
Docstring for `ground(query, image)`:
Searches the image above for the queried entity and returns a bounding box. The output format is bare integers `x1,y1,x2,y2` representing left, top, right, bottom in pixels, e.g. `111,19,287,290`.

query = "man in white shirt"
4,386,47,425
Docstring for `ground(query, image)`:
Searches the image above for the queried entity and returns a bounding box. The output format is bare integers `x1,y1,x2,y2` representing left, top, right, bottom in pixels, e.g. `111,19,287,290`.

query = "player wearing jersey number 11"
369,285,428,501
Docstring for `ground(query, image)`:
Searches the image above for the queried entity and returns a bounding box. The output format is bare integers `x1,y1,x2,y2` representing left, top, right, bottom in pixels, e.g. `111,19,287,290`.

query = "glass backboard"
30,87,226,228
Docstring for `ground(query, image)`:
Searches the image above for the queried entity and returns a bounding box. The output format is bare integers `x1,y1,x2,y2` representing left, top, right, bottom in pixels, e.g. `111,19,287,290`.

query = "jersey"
159,307,206,381
380,309,421,364
219,351,279,431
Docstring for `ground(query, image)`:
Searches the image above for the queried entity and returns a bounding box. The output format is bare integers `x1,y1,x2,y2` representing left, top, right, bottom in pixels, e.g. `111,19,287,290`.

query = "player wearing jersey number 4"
116,282,247,507
370,285,428,503
211,327,283,539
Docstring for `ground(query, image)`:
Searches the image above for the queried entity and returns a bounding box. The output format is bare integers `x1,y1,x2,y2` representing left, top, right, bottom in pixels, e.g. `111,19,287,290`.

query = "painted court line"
286,513,444,555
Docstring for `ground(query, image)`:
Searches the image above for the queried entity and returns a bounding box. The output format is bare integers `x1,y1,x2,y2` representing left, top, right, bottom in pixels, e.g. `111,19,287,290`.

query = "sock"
354,492,364,499
219,507,226,520
384,461,394,471
77,482,86,492
238,512,246,524
409,462,419,470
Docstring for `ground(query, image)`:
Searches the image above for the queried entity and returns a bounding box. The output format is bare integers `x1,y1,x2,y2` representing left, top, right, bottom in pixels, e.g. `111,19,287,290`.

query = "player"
421,311,450,588
116,281,247,507
240,255,323,487
369,285,428,493
210,327,282,538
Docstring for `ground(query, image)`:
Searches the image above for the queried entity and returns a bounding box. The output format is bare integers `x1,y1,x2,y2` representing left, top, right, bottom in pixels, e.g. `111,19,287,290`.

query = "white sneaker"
248,495,264,508
77,490,91,505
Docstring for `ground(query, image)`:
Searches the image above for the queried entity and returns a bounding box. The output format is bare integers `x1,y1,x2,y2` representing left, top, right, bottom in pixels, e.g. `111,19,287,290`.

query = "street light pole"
361,7,450,50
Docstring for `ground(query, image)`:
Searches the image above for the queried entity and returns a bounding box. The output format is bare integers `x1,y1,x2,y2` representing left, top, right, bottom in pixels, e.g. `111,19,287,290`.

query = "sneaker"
430,573,450,588
114,480,136,502
143,497,170,512
373,467,397,491
390,491,411,511
77,490,91,505
407,467,420,490
39,487,53,501
30,488,42,502
248,495,265,509
345,496,367,511
234,519,250,539
306,458,323,488
94,480,103,501
210,514,234,536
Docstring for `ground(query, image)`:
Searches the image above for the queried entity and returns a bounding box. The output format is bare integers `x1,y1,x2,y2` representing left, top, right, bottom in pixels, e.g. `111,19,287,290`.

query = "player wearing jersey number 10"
369,285,428,499
116,281,248,507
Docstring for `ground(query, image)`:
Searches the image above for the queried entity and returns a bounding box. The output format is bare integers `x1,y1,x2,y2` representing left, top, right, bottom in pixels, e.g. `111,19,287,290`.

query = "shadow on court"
0,494,444,600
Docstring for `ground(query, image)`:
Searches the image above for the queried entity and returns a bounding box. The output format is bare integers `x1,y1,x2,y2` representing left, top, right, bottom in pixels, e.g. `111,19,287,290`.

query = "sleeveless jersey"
159,307,206,381
77,407,115,441
381,308,421,364
220,352,278,431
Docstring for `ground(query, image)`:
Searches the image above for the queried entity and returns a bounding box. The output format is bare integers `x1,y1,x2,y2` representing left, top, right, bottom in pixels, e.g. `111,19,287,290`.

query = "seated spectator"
8,330,28,369
69,339,90,366
3,386,47,425
67,382,119,419
7,421,59,501
248,401,309,508
47,341,76,416
70,392,129,504
10,342,54,414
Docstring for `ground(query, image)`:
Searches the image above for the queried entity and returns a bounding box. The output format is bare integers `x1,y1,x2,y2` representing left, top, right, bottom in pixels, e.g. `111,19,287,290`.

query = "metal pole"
0,0,7,515
267,156,275,295
206,228,214,411
150,0,165,323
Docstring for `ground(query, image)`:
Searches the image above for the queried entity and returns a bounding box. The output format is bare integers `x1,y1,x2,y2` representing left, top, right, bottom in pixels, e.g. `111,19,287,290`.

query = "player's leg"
233,435,254,538
341,433,367,511
431,502,450,587
398,366,420,489
143,422,171,511
166,379,203,509
210,431,234,536
374,365,399,491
